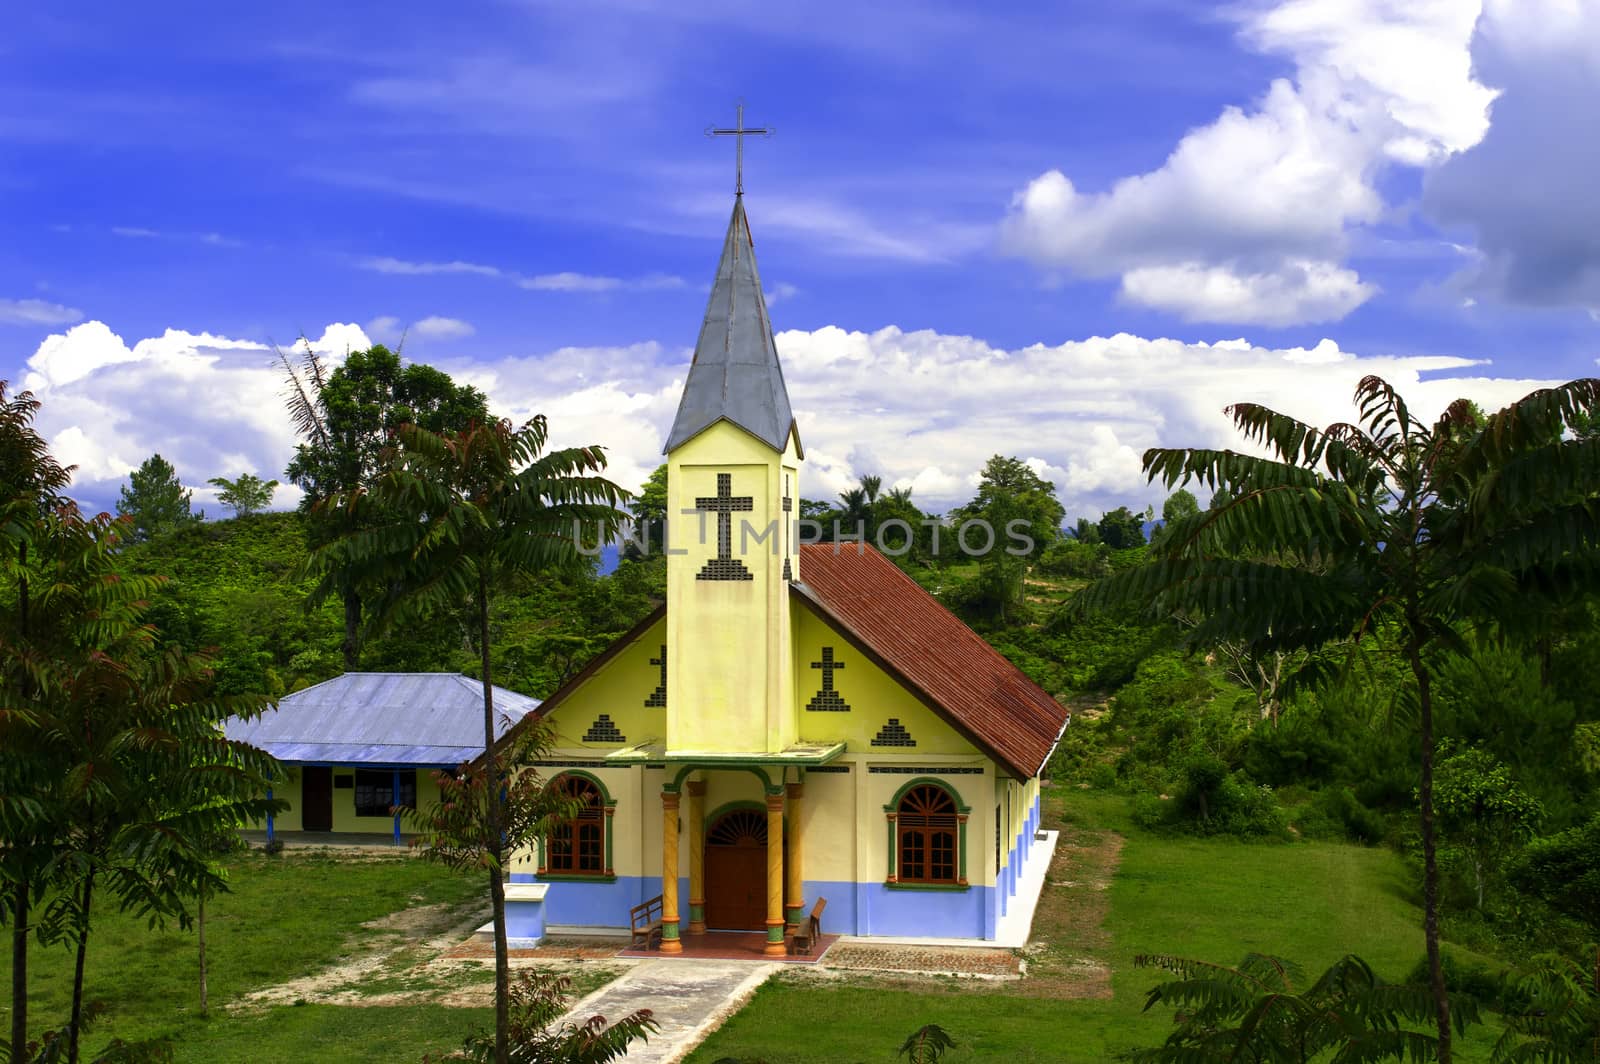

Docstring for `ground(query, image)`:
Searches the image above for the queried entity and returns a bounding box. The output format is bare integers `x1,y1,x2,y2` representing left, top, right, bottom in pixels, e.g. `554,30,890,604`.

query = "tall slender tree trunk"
478,572,510,1064
12,546,30,1057
11,880,28,1058
67,870,94,1064
198,892,208,1015
341,588,361,672
1408,630,1452,1063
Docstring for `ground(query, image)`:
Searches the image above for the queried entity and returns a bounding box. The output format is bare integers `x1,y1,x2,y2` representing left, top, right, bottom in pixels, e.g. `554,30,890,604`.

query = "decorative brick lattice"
644,645,667,707
782,557,793,581
696,473,754,581
872,718,916,747
583,714,626,743
806,646,850,712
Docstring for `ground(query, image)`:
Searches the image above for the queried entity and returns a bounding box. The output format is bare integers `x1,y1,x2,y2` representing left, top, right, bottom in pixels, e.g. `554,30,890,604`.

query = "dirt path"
1015,822,1124,999
230,896,502,1011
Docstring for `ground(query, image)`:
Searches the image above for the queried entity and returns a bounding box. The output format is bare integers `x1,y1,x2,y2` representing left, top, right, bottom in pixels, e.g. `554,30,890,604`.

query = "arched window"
543,774,608,876
896,784,961,885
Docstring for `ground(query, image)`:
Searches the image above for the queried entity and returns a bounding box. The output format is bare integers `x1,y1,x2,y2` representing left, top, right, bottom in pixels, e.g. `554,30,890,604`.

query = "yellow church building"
499,193,1068,953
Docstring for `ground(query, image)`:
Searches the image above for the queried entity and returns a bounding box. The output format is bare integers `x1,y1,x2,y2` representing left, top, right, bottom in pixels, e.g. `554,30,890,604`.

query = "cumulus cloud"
22,317,1563,527
1424,0,1600,310
1000,0,1493,326
1,297,85,326
411,315,475,339
22,321,370,511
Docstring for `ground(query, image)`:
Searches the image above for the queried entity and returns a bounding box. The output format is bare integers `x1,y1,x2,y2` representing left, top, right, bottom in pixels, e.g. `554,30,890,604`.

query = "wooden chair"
788,896,827,955
628,894,664,951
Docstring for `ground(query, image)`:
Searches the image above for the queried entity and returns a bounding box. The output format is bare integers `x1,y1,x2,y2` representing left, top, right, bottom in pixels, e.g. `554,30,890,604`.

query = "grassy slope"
1,851,488,1062
690,790,1506,1063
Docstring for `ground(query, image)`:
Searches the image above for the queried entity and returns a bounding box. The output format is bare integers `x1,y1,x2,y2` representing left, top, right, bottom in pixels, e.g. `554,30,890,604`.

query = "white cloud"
366,315,403,345
25,317,1563,528
1119,260,1376,326
359,256,504,278
765,282,800,306
22,321,369,510
1000,0,1493,326
1,297,84,326
519,272,686,293
111,226,161,239
411,315,475,339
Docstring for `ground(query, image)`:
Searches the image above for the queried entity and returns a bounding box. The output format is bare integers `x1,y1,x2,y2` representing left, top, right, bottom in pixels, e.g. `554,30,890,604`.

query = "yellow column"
687,780,707,934
661,790,683,954
784,781,804,933
764,791,787,956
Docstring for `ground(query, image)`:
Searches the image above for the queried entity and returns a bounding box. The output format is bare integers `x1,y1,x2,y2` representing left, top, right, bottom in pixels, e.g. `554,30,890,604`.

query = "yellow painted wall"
790,605,975,756
666,422,799,755
248,765,441,835
538,619,668,752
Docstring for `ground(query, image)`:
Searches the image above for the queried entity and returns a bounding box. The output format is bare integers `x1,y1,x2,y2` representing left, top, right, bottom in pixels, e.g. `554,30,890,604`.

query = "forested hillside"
124,510,664,701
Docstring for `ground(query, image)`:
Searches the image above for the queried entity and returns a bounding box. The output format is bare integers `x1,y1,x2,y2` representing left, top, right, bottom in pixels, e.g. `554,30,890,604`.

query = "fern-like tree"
1080,375,1600,1061
14,508,280,1063
0,381,73,1058
1493,952,1600,1062
310,415,627,1064
1133,952,1477,1062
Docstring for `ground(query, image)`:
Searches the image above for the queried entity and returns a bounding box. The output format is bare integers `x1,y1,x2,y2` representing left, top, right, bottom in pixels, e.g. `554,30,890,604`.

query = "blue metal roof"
223,672,540,766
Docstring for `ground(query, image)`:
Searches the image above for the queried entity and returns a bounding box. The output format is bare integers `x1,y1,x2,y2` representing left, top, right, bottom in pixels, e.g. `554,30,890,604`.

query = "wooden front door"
301,766,332,831
704,809,769,931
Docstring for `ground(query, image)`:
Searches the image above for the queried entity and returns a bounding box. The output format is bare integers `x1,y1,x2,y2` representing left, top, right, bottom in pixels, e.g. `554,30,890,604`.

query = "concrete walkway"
558,958,779,1062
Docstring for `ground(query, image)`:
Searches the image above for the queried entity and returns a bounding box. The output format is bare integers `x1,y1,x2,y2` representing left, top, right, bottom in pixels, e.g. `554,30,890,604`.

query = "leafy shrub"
1296,787,1387,846
1036,539,1109,578
1134,757,1288,839
1510,813,1600,928
1403,951,1517,1011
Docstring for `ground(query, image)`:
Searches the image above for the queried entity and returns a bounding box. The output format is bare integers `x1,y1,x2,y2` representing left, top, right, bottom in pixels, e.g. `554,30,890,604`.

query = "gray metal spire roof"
664,198,799,454
223,672,541,766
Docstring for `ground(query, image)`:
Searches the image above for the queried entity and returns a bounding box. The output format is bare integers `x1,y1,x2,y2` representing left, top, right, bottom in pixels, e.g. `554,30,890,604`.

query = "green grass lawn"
0,847,491,1062
690,790,1510,1063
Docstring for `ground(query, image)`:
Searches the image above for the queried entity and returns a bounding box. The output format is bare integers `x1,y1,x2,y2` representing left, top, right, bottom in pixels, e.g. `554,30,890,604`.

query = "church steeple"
664,198,799,455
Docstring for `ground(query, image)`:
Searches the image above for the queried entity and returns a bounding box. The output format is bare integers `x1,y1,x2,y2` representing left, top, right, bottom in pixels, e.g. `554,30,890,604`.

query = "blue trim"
523,874,994,940
266,785,275,841
392,768,402,844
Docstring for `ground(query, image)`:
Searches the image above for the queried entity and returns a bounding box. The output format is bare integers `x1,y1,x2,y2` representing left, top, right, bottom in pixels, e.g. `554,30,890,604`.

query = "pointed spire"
665,199,799,454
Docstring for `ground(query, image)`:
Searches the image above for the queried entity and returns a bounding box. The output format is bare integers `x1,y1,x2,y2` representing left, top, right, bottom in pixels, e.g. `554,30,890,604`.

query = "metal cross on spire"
705,99,772,197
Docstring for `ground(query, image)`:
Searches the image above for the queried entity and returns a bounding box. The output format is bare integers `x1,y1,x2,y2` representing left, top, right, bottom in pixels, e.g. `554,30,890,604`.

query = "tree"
280,341,490,669
1096,505,1148,549
207,473,278,517
1493,952,1600,1063
955,456,1064,558
1132,952,1477,1062
1078,375,1600,1061
309,415,626,1064
0,381,74,1058
13,508,279,1063
1431,747,1542,910
622,464,668,561
117,454,201,542
1150,489,1199,549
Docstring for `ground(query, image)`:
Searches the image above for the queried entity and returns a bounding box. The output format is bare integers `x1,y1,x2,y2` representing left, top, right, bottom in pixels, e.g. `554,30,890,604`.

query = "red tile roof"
793,544,1068,778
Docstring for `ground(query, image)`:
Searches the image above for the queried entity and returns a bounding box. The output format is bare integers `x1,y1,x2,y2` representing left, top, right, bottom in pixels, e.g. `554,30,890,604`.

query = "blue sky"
3,1,1597,518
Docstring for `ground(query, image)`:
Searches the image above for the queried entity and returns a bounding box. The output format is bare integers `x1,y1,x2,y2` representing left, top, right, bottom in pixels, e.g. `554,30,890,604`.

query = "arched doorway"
704,808,770,931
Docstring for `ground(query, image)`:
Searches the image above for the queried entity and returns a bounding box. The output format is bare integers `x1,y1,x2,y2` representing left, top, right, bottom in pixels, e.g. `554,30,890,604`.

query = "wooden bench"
629,894,664,951
787,896,827,955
